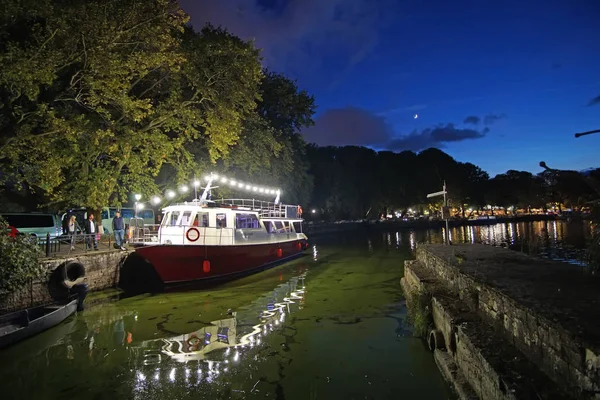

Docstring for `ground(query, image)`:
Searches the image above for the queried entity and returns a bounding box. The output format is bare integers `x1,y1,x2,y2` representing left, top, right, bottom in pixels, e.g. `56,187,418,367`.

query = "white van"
1,212,62,239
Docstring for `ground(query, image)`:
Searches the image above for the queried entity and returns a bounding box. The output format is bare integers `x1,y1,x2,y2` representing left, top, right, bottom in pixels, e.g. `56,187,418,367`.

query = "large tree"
0,0,262,214
219,71,316,205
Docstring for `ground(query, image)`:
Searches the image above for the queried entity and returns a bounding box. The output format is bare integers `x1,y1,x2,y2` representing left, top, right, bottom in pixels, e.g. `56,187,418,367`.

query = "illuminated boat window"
292,221,303,233
169,211,180,226
216,213,227,229
235,213,260,229
181,211,192,226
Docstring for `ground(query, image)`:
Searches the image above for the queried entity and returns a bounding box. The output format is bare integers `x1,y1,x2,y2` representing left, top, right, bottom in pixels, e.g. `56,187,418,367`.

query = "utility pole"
427,182,450,245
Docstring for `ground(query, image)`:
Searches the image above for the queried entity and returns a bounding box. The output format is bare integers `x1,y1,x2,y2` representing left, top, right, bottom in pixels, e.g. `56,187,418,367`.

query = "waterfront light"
311,209,316,213
160,173,282,200
136,203,145,210
135,194,142,201
152,196,161,205
166,190,175,199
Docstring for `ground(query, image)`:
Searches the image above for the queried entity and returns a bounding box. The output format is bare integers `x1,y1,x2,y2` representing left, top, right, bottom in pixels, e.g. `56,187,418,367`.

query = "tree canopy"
0,0,262,211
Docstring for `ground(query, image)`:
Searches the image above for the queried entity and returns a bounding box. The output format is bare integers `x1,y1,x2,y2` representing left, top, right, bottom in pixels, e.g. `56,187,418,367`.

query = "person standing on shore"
112,211,126,250
67,215,81,251
84,213,98,250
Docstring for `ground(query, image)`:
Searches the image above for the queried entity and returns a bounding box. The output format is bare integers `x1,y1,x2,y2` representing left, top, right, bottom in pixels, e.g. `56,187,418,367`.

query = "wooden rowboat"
0,299,78,349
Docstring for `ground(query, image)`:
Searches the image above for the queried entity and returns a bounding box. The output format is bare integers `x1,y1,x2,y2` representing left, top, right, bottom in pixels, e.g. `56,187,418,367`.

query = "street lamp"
134,194,142,217
151,196,161,205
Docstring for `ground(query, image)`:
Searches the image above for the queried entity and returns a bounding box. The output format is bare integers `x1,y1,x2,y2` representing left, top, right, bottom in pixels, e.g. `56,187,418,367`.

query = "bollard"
45,233,51,257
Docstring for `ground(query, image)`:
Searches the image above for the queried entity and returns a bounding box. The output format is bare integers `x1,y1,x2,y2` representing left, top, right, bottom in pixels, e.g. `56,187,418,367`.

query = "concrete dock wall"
0,250,132,314
402,244,599,400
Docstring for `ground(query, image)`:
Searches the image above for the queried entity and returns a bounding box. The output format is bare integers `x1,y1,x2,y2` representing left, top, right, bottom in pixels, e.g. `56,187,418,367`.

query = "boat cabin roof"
161,198,303,220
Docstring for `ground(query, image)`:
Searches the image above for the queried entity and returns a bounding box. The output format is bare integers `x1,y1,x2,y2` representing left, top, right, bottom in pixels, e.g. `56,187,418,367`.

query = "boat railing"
216,198,301,219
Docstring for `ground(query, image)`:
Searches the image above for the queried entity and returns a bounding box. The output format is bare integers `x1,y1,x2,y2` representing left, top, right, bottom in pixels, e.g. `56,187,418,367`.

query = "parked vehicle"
61,207,155,234
0,213,61,240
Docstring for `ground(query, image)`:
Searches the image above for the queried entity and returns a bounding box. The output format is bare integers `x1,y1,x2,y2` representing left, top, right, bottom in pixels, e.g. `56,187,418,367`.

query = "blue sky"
180,0,600,176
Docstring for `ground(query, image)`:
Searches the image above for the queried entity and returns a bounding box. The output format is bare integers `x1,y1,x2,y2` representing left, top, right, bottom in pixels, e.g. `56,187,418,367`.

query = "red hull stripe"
135,240,308,283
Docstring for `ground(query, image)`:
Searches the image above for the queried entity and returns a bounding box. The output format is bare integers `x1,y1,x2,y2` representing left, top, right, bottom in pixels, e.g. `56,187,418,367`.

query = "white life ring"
186,227,200,242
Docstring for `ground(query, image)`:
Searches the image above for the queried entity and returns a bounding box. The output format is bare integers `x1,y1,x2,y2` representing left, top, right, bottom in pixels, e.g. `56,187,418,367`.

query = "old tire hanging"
61,261,86,289
428,329,446,352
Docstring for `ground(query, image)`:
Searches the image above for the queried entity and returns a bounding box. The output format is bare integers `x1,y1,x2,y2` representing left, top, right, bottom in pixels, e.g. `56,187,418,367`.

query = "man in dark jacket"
112,211,126,250
84,213,98,250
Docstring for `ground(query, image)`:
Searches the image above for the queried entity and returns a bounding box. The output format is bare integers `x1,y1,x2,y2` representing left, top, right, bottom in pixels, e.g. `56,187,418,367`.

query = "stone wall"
0,250,132,313
415,245,599,398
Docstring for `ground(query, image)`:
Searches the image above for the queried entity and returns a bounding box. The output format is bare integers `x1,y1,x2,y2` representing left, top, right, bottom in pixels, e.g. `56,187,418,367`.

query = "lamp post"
134,194,142,218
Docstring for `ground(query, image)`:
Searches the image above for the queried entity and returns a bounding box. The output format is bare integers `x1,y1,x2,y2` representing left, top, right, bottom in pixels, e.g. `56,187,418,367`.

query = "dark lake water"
0,220,592,399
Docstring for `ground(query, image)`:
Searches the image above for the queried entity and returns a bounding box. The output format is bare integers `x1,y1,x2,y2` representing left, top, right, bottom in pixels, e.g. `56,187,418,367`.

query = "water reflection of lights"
409,231,416,251
313,245,318,261
142,273,307,367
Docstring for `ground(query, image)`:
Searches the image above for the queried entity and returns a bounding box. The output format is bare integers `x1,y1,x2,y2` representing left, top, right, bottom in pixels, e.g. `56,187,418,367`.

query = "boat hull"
135,239,309,284
0,299,78,349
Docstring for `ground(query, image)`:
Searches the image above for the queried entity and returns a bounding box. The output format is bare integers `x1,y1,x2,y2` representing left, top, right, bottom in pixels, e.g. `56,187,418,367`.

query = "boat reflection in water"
132,272,307,392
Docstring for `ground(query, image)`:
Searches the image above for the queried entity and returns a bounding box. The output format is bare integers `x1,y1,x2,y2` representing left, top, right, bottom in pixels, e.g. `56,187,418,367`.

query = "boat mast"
200,174,217,203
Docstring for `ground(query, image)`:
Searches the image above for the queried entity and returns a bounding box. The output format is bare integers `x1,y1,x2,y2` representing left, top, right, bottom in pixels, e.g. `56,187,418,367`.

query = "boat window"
161,213,170,226
292,222,303,233
283,221,290,232
200,213,209,227
191,212,209,227
264,221,274,233
216,213,227,229
169,211,180,226
235,213,260,229
181,211,192,226
274,221,284,232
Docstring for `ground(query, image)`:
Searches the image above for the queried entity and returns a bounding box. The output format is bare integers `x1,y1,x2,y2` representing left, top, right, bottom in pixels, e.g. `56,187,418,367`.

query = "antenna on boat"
274,190,281,205
200,173,219,203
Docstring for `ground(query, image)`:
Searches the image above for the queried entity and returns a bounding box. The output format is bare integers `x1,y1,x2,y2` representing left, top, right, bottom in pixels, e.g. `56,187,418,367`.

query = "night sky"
180,0,600,176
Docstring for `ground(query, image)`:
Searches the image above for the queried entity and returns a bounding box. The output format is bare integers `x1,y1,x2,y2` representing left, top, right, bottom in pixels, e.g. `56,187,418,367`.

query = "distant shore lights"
203,173,281,198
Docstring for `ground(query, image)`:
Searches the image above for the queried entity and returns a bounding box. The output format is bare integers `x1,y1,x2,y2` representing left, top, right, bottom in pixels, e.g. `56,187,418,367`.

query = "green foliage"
219,71,316,205
0,218,44,294
405,288,432,337
0,1,262,210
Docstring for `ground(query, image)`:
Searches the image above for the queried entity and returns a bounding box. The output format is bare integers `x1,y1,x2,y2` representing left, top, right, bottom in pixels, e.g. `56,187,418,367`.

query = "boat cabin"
157,199,305,246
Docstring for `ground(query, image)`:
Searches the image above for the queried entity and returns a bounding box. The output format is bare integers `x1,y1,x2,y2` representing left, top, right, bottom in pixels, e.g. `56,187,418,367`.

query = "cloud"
387,124,486,151
463,116,480,125
302,107,392,147
588,95,600,106
179,0,397,79
302,107,491,151
483,113,507,125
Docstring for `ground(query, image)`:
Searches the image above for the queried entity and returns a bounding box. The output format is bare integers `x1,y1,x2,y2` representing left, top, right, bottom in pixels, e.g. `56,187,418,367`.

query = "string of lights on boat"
135,172,281,209
132,273,307,391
